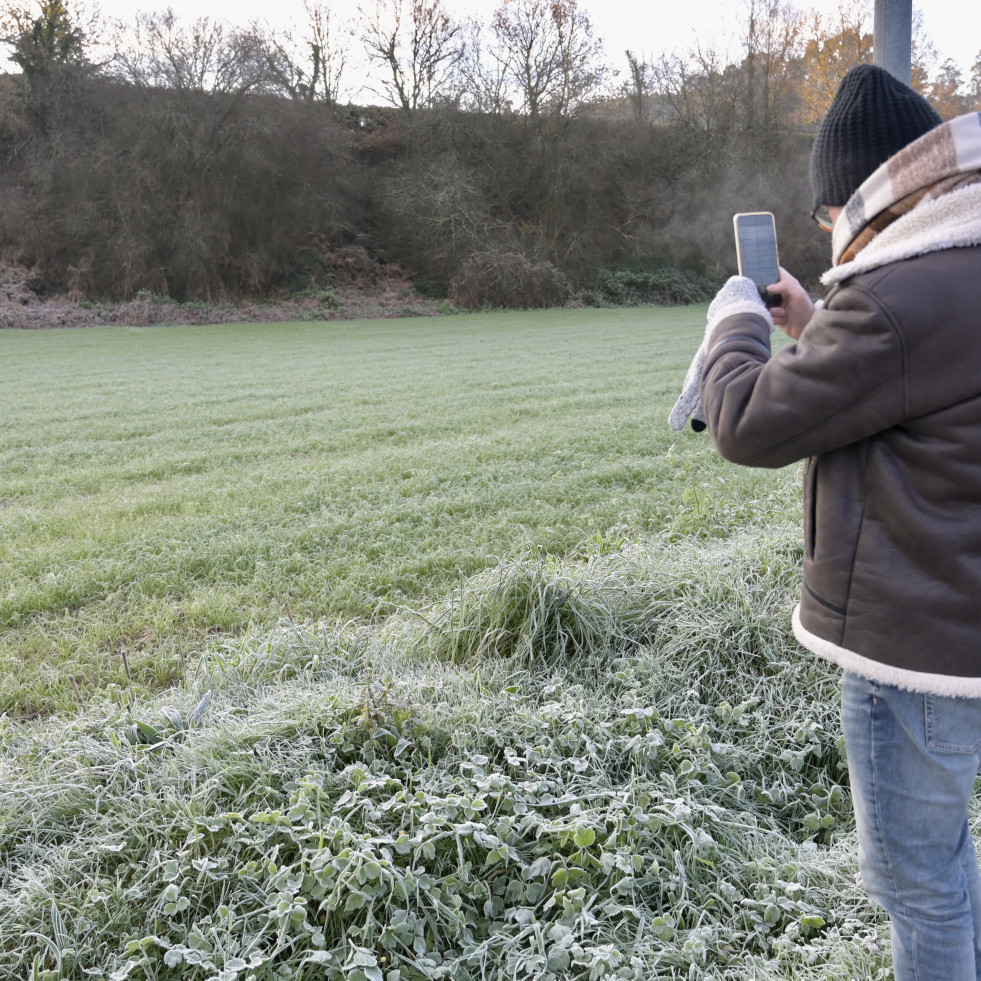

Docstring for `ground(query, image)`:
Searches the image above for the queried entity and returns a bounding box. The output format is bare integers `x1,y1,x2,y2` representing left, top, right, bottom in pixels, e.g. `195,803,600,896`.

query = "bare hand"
766,267,814,340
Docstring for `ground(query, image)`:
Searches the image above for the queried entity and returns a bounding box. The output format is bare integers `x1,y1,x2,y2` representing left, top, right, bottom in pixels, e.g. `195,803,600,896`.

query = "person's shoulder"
829,245,981,320
826,246,981,379
853,244,981,290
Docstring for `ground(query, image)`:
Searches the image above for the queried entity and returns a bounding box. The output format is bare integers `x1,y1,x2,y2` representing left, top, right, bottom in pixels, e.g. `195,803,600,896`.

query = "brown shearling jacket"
701,244,981,687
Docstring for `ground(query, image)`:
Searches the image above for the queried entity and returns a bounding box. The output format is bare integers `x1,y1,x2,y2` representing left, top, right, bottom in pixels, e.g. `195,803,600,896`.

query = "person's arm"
701,282,906,469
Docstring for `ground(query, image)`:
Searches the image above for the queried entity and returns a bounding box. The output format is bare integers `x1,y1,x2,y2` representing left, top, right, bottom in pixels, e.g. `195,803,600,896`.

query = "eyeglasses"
811,206,834,232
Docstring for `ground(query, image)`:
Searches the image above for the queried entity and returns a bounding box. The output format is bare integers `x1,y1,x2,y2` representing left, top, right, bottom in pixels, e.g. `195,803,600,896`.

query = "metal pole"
874,0,913,85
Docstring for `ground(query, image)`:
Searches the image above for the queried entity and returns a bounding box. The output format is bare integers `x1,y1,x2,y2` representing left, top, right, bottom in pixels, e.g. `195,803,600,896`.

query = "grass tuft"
414,555,662,665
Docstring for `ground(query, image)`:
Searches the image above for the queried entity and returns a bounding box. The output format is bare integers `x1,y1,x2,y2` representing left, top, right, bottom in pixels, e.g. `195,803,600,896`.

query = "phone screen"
733,212,779,289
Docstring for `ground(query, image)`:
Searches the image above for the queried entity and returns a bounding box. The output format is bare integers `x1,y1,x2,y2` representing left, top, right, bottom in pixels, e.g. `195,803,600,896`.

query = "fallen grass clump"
410,526,803,678
0,525,893,980
412,557,656,665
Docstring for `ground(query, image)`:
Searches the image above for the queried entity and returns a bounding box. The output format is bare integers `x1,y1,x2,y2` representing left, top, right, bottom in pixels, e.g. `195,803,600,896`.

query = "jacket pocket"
803,457,817,561
800,445,866,620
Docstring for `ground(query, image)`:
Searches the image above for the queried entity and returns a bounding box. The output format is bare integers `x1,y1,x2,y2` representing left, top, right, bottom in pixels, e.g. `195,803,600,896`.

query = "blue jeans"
842,672,981,980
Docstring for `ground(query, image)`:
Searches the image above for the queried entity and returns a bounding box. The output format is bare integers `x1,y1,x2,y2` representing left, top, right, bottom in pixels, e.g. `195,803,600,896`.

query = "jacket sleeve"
701,282,907,468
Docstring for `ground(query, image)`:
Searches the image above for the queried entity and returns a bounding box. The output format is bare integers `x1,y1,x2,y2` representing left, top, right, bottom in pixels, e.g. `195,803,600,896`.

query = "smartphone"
733,212,779,306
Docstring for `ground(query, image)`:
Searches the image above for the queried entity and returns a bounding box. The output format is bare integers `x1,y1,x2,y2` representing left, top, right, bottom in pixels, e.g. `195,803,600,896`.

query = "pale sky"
90,0,980,96
97,0,979,68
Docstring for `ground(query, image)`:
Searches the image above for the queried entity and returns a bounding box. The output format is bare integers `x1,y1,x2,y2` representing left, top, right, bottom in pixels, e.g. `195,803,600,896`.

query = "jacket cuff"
706,307,773,353
705,301,773,349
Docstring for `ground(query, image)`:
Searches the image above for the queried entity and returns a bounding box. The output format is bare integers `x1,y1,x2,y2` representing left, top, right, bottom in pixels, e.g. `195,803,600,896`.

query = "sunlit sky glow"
81,0,981,101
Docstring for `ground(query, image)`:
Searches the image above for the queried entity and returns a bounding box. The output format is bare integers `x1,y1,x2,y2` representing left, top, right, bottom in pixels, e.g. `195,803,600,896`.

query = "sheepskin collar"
823,111,981,287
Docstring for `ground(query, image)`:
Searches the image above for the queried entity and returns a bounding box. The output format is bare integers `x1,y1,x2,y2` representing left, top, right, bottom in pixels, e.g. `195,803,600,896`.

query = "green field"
1,310,892,980
1,309,791,716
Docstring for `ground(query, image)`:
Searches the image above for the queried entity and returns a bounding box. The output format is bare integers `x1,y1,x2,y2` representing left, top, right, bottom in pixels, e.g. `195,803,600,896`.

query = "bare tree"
738,0,805,134
261,0,349,103
623,49,653,121
455,17,511,113
112,9,267,96
648,46,740,134
488,0,606,118
358,0,464,110
909,9,937,96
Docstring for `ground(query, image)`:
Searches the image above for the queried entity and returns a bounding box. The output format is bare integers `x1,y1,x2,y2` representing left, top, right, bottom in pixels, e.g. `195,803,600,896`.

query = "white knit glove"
668,343,708,431
668,277,772,432
705,276,770,328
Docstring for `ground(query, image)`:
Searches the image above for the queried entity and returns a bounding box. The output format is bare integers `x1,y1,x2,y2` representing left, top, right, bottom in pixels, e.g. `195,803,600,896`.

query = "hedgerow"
595,269,726,308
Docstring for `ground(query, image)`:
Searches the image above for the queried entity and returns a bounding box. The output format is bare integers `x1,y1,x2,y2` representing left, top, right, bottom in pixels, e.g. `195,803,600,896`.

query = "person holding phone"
674,65,981,980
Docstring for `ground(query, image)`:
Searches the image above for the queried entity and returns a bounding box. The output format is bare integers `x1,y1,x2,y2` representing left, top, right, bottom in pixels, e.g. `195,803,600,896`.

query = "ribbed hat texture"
810,64,942,208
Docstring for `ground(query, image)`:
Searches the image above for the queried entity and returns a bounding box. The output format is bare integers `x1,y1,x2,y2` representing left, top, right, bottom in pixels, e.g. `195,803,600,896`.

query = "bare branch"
260,2,350,103
488,0,606,118
111,9,267,96
358,0,463,111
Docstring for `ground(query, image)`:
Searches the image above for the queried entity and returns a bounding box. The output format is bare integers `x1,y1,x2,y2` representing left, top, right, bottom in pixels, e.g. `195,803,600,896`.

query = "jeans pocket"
924,694,981,754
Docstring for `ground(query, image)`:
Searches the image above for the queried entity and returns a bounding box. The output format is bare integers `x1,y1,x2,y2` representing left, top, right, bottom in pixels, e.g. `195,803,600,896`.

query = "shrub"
448,251,571,309
0,82,365,301
597,267,726,306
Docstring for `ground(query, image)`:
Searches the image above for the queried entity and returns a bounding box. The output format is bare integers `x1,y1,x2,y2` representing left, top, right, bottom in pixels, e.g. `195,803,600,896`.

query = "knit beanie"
810,64,942,208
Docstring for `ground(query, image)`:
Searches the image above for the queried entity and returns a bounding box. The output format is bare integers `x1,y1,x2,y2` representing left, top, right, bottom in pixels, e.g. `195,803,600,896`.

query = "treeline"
0,0,976,307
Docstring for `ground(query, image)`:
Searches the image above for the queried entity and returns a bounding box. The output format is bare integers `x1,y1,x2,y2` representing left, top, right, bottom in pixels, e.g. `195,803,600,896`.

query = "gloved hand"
706,276,770,328
668,277,772,432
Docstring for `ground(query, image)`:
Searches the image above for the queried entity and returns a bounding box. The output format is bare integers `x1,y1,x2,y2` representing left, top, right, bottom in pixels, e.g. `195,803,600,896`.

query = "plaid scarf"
826,111,981,280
